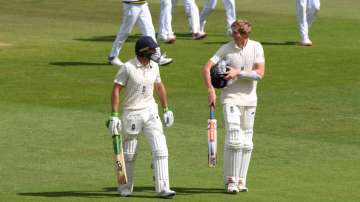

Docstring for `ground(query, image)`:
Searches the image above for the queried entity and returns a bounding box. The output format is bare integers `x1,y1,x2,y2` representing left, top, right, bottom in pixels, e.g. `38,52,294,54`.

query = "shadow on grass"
17,186,224,199
260,41,297,46
49,62,108,66
74,34,141,42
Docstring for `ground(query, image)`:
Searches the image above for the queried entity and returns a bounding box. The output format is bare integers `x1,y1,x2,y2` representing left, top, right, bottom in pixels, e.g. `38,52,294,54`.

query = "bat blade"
112,135,128,185
208,105,217,167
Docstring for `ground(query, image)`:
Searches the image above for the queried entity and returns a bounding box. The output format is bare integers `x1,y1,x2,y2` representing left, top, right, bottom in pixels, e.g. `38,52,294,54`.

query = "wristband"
163,107,169,113
111,112,119,117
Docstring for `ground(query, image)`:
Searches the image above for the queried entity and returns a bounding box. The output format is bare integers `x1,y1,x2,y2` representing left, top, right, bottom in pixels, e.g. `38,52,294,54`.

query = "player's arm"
111,83,123,113
202,59,216,107
154,82,168,109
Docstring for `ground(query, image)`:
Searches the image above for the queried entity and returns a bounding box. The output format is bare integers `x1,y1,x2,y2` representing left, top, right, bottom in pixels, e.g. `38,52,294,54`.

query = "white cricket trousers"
296,0,320,41
120,104,172,193
200,0,236,32
159,0,175,39
109,3,157,58
223,104,256,186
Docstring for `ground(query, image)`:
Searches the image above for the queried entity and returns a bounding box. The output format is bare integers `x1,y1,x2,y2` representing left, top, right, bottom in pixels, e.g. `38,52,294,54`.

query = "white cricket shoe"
226,177,239,194
227,183,239,194
117,185,133,197
159,35,176,44
108,57,124,67
157,189,176,198
300,38,313,46
192,32,207,40
158,53,173,66
238,179,248,192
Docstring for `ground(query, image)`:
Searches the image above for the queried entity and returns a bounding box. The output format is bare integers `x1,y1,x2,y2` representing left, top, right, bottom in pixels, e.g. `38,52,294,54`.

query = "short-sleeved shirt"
114,57,161,110
210,39,265,106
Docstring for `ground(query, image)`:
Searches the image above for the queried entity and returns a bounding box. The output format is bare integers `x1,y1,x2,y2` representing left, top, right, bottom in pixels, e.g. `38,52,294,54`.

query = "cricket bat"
208,104,217,167
112,135,127,185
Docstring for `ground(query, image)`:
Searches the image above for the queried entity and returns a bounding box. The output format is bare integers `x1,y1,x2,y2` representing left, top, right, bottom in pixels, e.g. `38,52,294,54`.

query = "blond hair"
231,19,252,35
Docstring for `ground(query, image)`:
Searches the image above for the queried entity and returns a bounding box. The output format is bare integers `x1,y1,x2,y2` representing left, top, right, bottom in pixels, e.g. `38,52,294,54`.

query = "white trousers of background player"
183,0,201,34
109,3,157,59
223,104,256,188
296,0,320,42
199,0,236,33
118,105,172,194
159,0,175,40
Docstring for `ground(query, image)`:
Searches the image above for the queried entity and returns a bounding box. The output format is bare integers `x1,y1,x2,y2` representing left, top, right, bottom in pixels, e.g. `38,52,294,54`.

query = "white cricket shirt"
114,57,161,110
210,39,265,106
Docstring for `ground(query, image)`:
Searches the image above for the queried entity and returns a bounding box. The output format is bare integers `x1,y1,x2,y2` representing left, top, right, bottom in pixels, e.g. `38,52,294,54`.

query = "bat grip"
209,104,215,119
112,135,122,155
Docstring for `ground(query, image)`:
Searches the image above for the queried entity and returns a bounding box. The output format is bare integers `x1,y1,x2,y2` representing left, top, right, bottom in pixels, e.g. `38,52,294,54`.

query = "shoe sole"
159,60,173,66
193,34,207,40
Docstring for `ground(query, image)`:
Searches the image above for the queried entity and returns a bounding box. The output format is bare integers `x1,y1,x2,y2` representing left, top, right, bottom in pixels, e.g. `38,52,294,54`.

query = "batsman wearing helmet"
107,36,176,198
202,19,265,194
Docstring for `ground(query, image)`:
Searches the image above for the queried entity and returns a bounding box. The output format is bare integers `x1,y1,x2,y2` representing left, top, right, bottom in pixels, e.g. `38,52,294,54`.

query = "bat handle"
209,104,215,119
112,135,122,155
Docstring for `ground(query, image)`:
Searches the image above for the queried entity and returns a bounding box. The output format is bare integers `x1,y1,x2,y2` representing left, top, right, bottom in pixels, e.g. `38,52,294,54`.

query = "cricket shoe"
192,32,207,40
299,39,313,46
238,179,248,192
117,185,133,197
226,177,239,194
158,53,173,66
159,35,176,44
108,56,124,67
157,189,176,198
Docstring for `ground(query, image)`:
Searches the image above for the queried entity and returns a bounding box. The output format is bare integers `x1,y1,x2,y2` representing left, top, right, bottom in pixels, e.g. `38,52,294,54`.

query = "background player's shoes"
159,35,176,44
108,57,124,66
300,39,313,46
158,53,173,66
192,32,207,40
157,189,176,198
117,185,133,197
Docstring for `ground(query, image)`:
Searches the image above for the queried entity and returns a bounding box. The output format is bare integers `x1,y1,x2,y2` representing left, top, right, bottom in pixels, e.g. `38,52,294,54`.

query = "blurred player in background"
296,0,320,46
108,0,173,66
199,0,236,35
202,19,265,193
107,36,176,198
161,0,207,41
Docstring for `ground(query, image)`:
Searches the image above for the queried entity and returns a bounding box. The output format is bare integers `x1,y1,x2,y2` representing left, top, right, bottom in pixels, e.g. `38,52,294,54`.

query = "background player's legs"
307,0,320,27
199,0,217,33
109,3,140,65
296,0,312,45
222,0,236,34
159,0,176,43
137,3,173,66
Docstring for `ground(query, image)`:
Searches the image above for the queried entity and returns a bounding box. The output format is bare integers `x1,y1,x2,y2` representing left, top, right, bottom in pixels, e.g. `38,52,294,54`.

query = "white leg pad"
153,149,169,193
121,137,138,191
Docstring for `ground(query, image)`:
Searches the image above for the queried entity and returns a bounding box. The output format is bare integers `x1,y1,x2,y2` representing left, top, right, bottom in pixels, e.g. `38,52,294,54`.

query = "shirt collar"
135,57,151,69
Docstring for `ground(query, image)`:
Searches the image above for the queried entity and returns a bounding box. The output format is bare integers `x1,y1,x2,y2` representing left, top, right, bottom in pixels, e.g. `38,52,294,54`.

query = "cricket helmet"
135,36,159,57
210,60,228,89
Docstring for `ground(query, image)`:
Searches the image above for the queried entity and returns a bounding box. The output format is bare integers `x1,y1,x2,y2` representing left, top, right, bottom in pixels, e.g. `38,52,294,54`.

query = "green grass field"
1,0,359,201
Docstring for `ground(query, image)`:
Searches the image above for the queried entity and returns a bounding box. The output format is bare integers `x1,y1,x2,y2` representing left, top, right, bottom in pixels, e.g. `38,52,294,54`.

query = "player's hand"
163,109,174,128
106,113,122,135
224,66,240,80
208,88,216,107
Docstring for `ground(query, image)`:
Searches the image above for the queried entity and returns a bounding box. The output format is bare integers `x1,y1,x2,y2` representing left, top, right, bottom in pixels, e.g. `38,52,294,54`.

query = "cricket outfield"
0,0,359,201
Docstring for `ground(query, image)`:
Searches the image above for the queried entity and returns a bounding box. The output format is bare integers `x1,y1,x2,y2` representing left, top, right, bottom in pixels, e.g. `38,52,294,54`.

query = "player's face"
232,29,248,41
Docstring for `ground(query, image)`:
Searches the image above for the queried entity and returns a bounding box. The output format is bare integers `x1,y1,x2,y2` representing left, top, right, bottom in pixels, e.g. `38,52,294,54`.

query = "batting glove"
106,112,122,136
163,108,174,128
